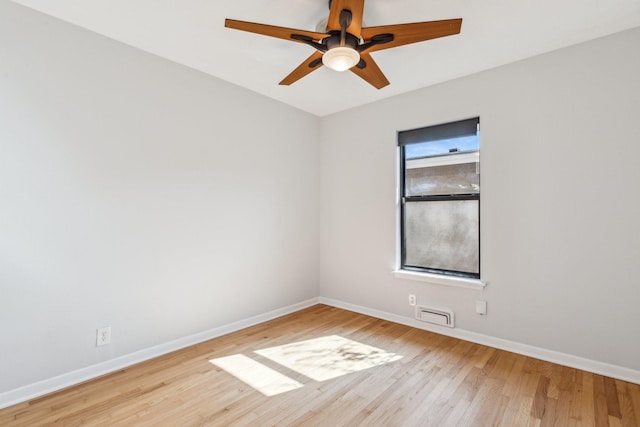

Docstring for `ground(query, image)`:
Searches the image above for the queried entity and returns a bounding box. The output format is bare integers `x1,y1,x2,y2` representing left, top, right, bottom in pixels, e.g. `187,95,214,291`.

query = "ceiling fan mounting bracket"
308,57,324,69
357,33,394,52
290,33,329,52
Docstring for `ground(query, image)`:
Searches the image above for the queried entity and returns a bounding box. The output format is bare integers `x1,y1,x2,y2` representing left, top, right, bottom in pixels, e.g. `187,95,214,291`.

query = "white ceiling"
11,0,640,116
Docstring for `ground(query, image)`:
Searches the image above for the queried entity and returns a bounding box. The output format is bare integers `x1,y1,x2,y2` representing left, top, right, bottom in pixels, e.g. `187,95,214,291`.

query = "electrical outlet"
96,327,111,346
408,294,417,306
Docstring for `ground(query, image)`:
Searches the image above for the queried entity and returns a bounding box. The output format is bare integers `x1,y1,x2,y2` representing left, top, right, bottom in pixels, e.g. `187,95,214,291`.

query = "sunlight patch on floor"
209,354,303,396
210,335,402,396
255,335,403,382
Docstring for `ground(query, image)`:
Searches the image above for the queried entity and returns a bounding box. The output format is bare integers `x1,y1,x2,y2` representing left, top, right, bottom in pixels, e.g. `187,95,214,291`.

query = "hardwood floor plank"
605,377,623,418
1,304,638,426
555,390,573,427
618,380,640,427
581,371,597,427
532,376,552,419
594,375,612,427
540,397,558,427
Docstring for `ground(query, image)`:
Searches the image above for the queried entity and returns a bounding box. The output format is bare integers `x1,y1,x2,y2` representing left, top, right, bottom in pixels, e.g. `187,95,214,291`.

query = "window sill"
392,269,486,290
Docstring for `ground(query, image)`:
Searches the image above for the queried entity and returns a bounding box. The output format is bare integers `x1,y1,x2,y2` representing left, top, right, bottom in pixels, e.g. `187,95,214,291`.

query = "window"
398,117,480,279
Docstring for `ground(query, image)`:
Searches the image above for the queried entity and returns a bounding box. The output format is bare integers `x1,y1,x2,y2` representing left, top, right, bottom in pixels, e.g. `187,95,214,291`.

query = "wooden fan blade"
326,0,365,37
350,53,389,89
360,19,462,53
279,51,324,86
225,19,327,44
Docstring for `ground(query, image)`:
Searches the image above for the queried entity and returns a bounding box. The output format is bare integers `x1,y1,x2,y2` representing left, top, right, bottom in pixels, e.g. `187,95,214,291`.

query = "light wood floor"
1,304,639,426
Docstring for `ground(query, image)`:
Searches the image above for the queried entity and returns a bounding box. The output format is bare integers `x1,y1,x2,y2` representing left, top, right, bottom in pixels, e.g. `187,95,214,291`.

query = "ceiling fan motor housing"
323,31,359,50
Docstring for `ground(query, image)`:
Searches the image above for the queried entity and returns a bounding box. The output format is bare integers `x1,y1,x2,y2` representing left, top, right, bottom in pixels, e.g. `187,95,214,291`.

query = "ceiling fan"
224,0,462,89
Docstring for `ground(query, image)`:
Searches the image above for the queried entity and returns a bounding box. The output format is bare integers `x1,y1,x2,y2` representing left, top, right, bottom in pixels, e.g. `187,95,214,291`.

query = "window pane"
404,200,479,274
404,135,479,159
405,162,479,197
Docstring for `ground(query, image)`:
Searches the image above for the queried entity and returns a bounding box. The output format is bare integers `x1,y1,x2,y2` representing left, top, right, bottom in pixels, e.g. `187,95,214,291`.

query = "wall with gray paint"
319,27,640,371
2,0,639,402
0,1,319,393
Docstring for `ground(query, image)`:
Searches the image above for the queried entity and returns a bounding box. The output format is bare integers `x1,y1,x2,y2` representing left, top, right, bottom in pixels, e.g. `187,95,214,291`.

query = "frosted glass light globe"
322,47,360,72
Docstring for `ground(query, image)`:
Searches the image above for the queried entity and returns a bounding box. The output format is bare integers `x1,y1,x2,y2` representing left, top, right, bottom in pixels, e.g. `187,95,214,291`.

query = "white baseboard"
3,296,638,411
0,298,320,410
318,297,640,385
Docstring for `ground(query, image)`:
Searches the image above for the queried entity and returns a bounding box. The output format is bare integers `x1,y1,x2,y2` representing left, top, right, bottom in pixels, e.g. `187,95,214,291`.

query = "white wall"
319,27,640,372
0,1,319,394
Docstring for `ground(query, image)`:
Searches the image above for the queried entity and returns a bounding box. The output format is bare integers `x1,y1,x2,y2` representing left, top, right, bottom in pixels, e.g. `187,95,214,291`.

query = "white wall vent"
415,306,455,328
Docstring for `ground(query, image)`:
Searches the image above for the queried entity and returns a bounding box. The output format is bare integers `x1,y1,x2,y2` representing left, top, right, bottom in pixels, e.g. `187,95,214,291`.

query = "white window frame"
394,118,486,290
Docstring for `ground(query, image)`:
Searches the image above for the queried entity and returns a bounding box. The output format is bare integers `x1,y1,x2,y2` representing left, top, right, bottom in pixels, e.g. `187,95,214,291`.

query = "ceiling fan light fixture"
322,47,360,72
